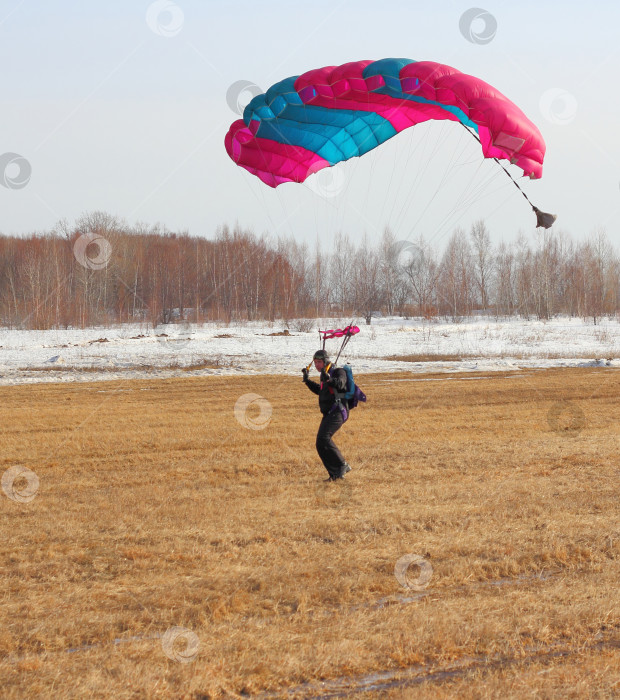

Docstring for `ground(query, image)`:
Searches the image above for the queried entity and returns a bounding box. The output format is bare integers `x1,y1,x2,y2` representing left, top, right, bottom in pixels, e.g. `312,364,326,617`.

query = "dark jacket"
304,365,348,415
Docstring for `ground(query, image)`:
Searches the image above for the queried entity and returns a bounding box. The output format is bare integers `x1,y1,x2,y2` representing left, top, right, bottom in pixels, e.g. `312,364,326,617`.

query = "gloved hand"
302,367,309,382
320,369,330,384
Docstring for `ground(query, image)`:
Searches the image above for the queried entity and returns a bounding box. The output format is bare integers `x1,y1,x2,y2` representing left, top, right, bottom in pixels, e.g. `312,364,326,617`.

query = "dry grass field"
1,367,619,698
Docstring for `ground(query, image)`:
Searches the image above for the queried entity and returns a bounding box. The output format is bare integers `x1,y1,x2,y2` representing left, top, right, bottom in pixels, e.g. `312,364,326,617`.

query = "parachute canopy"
225,58,546,188
320,325,360,341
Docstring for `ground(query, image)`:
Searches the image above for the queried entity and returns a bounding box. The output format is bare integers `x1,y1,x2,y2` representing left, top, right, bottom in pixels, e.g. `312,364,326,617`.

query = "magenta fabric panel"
225,120,330,188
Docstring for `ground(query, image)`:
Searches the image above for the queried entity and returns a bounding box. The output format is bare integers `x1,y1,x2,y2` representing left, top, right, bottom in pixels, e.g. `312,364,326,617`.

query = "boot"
338,462,351,479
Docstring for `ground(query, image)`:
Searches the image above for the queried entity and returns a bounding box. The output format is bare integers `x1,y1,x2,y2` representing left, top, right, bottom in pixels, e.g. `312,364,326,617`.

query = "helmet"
312,349,329,362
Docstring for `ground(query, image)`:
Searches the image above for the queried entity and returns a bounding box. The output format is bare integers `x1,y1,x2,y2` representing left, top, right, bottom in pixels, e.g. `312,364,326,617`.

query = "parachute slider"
316,324,361,366
319,325,360,341
533,206,557,229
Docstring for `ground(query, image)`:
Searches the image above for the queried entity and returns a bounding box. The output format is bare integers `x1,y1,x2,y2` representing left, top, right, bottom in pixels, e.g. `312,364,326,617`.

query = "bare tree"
401,235,439,318
329,232,354,315
437,228,474,320
352,237,384,325
4,211,620,329
494,241,515,317
470,220,493,310
379,227,405,316
577,229,614,324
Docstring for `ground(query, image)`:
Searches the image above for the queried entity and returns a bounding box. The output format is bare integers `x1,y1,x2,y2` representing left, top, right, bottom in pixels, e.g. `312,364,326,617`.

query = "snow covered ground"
0,316,619,385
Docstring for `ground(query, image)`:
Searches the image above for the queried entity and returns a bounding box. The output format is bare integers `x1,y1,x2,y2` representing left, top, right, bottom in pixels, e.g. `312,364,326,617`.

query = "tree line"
0,211,618,329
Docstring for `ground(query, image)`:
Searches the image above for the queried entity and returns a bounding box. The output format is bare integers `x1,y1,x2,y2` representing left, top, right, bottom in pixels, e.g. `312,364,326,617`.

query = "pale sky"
1,0,619,249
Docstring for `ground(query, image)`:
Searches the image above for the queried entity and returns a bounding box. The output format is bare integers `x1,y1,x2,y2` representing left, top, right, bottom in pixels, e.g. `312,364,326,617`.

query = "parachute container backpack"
330,362,366,423
225,58,556,227
342,364,366,411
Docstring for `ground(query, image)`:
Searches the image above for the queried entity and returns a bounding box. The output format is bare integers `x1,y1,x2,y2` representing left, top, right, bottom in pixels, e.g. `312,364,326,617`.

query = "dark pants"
316,409,346,478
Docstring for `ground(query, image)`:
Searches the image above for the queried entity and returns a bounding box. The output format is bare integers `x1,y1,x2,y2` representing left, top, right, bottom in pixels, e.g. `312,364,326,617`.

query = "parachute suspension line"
443,156,498,214
274,180,298,240
401,123,472,241
335,333,351,365
386,122,435,235
454,170,513,217
238,165,290,242
300,89,320,245
360,86,381,236
405,150,489,248
317,322,360,364
476,187,528,227
298,87,334,248
364,141,379,228
376,132,400,235
410,161,486,247
236,121,302,243
321,127,357,245
388,125,432,237
370,120,518,255
333,320,358,366
390,120,427,213
460,124,556,228
429,158,505,245
430,165,495,246
415,124,527,247
385,122,441,241
396,120,490,244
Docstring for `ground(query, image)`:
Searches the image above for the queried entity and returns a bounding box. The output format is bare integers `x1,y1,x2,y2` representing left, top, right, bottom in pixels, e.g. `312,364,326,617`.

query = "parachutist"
303,350,350,481
303,341,365,481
